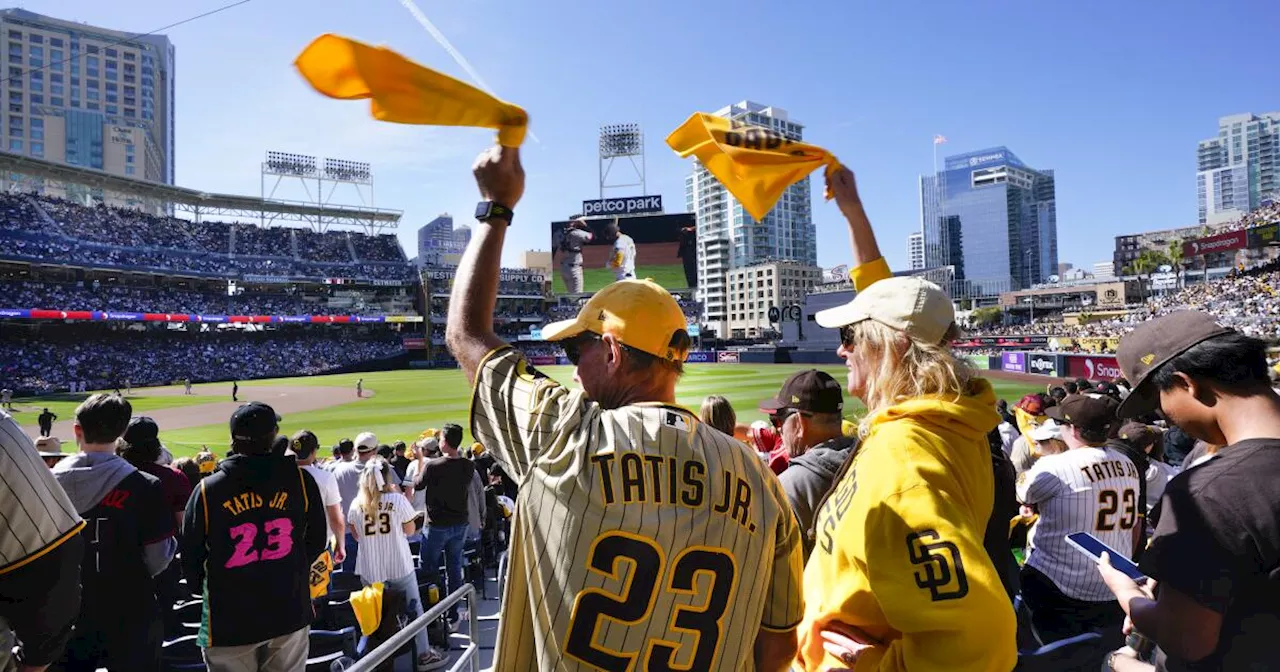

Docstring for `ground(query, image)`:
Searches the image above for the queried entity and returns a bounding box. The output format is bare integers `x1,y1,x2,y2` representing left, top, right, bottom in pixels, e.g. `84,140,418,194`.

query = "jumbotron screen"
549,213,697,295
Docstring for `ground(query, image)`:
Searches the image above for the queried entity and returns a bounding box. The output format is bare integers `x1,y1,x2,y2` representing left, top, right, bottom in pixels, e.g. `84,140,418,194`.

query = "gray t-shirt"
331,460,366,521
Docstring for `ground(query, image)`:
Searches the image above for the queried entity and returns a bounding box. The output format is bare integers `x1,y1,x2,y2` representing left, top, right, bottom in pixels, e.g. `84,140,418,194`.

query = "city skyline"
5,0,1276,277
1197,112,1279,225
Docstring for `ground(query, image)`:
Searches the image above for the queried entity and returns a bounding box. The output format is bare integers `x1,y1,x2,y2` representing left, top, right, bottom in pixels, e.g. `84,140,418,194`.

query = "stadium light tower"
598,123,645,199
261,151,376,232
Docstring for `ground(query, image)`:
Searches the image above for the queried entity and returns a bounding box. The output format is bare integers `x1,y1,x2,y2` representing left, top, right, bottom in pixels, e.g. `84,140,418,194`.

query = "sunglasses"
563,333,602,366
770,407,812,429
839,325,857,347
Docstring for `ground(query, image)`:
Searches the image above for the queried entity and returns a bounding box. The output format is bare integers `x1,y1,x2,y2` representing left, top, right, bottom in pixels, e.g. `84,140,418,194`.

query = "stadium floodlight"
598,123,646,198
264,151,318,177
323,158,373,185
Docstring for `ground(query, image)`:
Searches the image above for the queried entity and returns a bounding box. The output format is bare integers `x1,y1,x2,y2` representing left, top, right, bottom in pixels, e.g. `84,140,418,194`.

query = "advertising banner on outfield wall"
1065,355,1123,380
529,356,558,366
1027,353,1061,377
1001,352,1026,373
967,355,990,370
717,351,741,363
685,351,714,363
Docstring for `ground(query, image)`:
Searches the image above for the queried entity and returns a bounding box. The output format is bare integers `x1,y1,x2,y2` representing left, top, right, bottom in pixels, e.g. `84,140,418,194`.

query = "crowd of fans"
966,257,1280,348
0,329,405,394
0,192,414,281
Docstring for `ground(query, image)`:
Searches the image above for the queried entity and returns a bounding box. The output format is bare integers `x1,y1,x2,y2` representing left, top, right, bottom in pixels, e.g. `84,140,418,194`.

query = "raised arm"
446,146,526,384
824,167,894,292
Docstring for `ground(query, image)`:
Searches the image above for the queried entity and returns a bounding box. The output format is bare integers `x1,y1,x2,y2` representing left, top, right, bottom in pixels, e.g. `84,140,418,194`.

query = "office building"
0,9,175,184
1092,261,1115,279
920,147,1057,294
519,249,552,278
726,260,822,339
687,100,816,338
1197,113,1280,225
907,231,924,270
416,214,470,268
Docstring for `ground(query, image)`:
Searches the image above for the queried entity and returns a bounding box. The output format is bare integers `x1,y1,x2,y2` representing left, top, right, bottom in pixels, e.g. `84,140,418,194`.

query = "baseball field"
551,263,688,295
13,364,1045,456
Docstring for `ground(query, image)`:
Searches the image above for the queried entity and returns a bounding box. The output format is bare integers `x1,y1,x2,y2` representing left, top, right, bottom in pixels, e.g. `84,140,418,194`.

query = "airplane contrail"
395,0,540,144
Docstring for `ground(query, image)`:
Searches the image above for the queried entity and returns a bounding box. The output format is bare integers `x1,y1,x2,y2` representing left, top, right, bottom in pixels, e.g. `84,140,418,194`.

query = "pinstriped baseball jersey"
1017,446,1141,601
471,347,804,672
350,492,417,584
0,410,84,574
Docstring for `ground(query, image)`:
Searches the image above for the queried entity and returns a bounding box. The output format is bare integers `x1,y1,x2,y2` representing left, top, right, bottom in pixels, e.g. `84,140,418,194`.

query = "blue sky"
25,0,1280,271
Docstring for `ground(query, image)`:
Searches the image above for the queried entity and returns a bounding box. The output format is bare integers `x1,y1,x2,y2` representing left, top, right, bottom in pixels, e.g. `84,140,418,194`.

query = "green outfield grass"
16,365,1042,458
552,264,690,295
10,387,234,424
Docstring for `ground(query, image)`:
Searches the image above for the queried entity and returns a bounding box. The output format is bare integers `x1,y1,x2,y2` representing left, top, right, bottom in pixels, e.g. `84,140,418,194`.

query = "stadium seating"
0,192,413,281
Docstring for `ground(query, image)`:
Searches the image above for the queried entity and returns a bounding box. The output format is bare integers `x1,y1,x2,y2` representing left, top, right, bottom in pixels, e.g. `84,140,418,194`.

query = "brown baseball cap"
1116,311,1234,418
1046,394,1119,434
1116,422,1157,452
759,370,844,415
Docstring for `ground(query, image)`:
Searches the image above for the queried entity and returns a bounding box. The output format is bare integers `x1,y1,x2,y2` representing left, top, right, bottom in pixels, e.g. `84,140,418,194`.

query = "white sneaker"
417,648,448,671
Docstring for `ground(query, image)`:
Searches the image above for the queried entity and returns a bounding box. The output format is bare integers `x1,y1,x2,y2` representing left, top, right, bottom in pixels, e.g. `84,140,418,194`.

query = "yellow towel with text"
295,34,528,147
667,112,841,221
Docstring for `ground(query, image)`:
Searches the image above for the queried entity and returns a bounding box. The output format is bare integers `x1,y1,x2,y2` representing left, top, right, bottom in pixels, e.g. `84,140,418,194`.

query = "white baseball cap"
355,432,379,453
1029,419,1065,442
815,276,955,345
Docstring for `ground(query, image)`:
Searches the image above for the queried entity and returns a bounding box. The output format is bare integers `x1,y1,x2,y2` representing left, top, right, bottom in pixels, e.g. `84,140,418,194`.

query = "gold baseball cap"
541,279,689,362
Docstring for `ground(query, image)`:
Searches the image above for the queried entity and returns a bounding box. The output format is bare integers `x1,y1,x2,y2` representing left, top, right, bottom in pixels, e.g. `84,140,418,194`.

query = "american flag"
933,134,948,145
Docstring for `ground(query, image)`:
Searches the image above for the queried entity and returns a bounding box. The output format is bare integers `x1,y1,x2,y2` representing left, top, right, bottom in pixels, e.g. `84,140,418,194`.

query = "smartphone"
1065,532,1147,582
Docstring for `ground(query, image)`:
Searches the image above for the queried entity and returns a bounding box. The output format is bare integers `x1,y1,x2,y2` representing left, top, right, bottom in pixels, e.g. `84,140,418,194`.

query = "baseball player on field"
1017,393,1140,648
447,145,804,672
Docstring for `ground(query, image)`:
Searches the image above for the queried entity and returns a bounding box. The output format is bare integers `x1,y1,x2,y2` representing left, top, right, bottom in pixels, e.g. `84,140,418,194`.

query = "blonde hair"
699,395,737,436
847,319,976,438
352,457,396,524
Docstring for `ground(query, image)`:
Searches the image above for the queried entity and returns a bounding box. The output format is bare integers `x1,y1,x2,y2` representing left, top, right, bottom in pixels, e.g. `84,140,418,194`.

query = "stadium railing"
344,584,480,672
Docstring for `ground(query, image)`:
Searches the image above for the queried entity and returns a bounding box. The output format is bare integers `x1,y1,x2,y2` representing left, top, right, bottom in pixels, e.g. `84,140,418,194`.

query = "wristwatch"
475,201,514,224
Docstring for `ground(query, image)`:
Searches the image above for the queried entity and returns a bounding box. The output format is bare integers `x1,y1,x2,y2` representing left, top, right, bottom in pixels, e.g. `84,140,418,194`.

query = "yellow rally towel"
1014,405,1047,454
666,112,841,221
294,34,529,147
350,582,385,637
309,549,332,600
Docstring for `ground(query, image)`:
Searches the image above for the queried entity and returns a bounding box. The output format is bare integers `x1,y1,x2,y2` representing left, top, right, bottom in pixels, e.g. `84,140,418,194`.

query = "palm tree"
1167,239,1186,289
1126,249,1168,300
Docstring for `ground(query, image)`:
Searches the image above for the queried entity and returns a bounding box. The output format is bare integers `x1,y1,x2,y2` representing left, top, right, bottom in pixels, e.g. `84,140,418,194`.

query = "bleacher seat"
170,600,203,636
306,626,359,671
329,569,364,593
161,634,206,671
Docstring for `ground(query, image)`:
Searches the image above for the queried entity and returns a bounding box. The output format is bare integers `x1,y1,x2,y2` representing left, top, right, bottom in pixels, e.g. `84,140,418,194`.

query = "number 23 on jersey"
564,531,738,672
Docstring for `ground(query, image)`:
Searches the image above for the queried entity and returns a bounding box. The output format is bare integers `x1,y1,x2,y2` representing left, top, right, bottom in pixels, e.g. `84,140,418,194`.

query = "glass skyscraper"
1196,113,1280,224
920,147,1057,294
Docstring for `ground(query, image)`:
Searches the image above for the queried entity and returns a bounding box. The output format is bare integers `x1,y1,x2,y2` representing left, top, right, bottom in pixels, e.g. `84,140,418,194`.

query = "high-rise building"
686,101,816,338
907,231,924,270
920,147,1057,294
0,9,175,184
416,214,470,268
726,260,822,339
1196,113,1280,225
1092,261,1116,279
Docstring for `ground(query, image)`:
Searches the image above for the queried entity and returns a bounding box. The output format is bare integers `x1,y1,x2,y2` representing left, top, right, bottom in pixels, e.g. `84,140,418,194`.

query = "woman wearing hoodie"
793,167,1017,672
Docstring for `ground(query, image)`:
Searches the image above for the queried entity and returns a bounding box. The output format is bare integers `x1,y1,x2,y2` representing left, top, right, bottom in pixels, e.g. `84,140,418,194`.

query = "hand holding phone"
1065,532,1147,582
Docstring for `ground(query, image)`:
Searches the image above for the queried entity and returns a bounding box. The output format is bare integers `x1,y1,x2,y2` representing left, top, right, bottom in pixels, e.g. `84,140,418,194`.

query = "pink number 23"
225,518,295,569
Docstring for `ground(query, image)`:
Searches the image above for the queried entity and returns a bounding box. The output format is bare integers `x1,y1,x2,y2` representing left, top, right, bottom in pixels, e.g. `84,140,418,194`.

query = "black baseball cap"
230,402,280,442
1094,381,1121,399
1116,422,1157,452
291,430,320,458
1116,311,1235,418
1045,394,1119,434
123,416,161,449
759,369,844,415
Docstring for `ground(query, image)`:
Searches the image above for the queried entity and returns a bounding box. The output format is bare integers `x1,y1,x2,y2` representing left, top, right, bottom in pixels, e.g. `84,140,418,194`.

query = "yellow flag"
294,34,529,147
666,112,841,221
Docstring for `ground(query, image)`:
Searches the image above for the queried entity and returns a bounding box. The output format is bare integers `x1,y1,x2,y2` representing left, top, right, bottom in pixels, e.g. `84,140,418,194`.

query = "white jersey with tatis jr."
1018,446,1141,601
470,347,804,672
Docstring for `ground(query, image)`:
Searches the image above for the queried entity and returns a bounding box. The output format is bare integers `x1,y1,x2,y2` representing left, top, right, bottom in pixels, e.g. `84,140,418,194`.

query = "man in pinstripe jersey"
0,410,84,670
447,145,805,672
1017,393,1140,649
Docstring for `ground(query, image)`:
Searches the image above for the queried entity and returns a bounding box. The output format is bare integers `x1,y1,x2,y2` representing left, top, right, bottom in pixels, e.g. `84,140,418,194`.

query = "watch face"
474,201,491,219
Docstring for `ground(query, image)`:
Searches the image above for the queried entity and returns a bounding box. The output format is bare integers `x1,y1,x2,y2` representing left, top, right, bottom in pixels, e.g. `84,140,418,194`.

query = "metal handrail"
343,584,480,672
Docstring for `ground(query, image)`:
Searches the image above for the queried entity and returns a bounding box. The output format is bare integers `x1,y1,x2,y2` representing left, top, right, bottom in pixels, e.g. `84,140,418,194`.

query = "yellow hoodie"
795,258,1016,672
